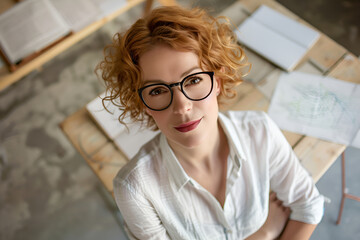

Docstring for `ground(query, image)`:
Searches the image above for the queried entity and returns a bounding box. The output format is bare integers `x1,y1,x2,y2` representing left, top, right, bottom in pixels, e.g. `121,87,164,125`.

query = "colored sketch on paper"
268,72,360,148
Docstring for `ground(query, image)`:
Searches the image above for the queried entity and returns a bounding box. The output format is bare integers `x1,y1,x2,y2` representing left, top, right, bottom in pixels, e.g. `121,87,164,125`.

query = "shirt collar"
218,112,247,170
160,134,190,191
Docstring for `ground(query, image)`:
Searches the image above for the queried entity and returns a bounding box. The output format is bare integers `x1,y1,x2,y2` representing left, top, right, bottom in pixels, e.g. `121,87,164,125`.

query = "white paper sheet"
235,5,319,71
114,125,159,160
86,92,126,140
86,92,159,159
268,72,360,148
251,5,320,49
236,19,307,71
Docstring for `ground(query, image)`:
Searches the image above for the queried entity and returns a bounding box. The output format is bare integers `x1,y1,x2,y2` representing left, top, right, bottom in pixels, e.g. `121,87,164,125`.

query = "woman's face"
139,44,220,149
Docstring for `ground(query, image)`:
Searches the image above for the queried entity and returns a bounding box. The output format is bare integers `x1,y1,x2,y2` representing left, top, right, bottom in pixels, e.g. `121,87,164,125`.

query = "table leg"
336,152,360,225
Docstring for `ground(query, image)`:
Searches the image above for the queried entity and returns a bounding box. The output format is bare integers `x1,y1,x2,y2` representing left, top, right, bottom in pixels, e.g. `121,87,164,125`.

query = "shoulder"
221,110,274,131
113,133,164,191
220,110,281,152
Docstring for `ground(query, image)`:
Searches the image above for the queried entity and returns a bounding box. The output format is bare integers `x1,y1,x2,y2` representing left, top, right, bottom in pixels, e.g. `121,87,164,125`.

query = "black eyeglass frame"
138,71,215,111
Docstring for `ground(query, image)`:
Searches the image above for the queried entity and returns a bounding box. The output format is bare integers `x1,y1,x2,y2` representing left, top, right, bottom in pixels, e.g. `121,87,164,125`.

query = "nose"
171,87,192,114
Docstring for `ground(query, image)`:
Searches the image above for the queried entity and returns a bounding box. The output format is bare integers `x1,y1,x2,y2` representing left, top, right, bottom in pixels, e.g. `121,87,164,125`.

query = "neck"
169,120,229,173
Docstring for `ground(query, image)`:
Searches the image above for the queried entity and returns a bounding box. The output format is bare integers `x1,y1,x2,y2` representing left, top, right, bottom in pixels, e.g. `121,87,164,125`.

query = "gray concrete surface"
0,0,359,239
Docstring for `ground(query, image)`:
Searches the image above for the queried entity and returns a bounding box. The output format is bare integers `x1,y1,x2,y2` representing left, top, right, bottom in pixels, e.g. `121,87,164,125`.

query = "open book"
235,5,320,71
86,92,159,160
0,0,126,65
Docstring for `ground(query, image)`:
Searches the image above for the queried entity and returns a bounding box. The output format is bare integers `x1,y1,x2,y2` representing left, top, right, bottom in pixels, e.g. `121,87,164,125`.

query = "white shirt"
113,111,324,240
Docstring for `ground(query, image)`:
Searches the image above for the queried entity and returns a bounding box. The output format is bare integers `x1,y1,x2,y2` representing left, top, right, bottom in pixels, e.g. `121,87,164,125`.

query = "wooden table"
61,0,360,197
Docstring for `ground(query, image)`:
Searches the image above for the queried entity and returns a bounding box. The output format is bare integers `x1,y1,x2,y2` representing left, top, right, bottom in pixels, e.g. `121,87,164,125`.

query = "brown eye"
149,87,169,96
184,77,202,87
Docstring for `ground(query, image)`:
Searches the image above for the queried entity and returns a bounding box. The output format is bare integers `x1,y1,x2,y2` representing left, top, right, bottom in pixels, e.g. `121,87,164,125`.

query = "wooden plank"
295,138,346,183
60,107,128,194
283,131,303,148
91,143,128,195
256,69,282,100
217,1,249,28
239,0,296,17
158,0,178,6
60,108,108,154
220,81,255,111
230,87,269,112
243,49,277,84
305,35,347,73
328,53,360,84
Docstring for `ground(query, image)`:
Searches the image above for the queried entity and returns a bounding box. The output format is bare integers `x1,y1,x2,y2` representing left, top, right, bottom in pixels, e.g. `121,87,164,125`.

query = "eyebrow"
142,66,202,85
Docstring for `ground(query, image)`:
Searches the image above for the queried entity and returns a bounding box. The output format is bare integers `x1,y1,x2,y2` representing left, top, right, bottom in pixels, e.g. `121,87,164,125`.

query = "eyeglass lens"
140,72,213,111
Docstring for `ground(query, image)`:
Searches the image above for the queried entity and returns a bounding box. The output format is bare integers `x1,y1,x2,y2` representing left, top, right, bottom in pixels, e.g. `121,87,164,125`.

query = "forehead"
139,44,200,82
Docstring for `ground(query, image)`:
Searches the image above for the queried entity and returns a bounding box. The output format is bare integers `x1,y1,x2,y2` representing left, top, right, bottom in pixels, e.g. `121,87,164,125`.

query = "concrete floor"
0,0,359,239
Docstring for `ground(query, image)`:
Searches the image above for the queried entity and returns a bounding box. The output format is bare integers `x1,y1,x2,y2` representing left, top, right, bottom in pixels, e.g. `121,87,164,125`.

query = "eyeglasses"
138,71,214,111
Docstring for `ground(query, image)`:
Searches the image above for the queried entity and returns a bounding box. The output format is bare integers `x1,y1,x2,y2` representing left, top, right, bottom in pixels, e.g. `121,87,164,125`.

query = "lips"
174,118,202,133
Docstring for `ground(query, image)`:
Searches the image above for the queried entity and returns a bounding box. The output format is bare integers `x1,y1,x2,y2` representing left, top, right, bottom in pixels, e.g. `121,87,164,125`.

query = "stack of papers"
235,5,320,71
86,92,159,159
268,72,360,148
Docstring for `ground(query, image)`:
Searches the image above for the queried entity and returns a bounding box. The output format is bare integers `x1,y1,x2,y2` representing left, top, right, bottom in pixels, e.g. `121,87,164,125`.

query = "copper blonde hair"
96,6,249,130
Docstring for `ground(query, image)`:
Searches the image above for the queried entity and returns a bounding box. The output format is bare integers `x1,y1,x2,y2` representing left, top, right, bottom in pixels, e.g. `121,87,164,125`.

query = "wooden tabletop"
60,0,360,196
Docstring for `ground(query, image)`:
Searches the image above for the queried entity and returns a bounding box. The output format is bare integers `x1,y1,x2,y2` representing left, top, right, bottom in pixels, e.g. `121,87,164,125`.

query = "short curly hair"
96,6,249,130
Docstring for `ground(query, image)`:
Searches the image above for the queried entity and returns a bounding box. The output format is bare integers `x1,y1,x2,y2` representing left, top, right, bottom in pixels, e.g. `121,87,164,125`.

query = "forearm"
279,220,317,240
245,229,271,240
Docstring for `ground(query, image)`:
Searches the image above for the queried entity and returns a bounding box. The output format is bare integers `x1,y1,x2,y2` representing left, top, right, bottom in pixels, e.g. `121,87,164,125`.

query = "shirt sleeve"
113,177,171,240
264,113,324,224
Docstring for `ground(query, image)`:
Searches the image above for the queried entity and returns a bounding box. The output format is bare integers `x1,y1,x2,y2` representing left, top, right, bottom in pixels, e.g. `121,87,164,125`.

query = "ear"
215,68,224,96
145,107,153,116
215,77,221,96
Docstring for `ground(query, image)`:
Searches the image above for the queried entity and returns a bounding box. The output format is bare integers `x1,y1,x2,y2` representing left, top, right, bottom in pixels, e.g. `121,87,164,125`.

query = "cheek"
191,94,219,117
147,111,168,127
203,91,219,108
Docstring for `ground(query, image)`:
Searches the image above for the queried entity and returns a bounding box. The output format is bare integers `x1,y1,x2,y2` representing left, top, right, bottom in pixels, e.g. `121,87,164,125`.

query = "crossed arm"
279,220,317,240
246,193,317,240
247,220,317,240
246,115,321,240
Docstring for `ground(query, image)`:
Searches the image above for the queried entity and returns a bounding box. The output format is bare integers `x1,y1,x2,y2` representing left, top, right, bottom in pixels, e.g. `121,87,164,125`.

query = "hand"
261,192,291,239
246,192,291,240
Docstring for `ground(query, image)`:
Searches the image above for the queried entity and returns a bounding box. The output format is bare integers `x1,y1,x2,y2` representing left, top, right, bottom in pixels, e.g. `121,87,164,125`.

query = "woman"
97,6,324,240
